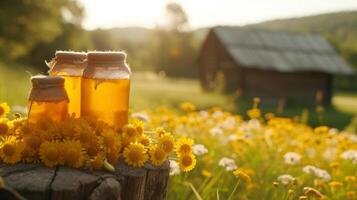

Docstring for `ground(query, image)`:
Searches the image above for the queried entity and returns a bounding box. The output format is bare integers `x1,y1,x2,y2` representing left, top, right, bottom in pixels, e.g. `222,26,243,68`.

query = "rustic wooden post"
0,160,170,200
144,161,170,200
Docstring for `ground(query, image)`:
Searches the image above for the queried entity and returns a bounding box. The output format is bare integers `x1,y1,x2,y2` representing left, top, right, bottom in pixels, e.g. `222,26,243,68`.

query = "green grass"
0,64,356,129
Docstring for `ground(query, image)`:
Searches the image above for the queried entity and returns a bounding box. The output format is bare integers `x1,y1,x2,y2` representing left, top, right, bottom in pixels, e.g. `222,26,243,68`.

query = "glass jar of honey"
28,75,69,123
81,51,131,129
47,51,86,117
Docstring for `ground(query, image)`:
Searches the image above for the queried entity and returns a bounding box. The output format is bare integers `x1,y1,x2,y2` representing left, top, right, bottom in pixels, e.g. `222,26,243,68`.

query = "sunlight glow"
78,0,357,30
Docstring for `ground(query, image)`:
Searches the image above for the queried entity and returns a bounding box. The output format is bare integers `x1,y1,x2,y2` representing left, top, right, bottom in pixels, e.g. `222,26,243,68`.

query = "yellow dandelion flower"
156,127,166,138
0,118,9,136
62,140,85,168
0,102,10,118
180,102,196,112
347,191,356,200
345,176,356,183
138,134,151,146
123,143,148,167
0,136,24,164
158,133,175,154
247,108,261,119
23,133,42,151
129,119,144,135
107,150,120,165
87,153,105,170
328,181,343,189
175,137,193,156
179,153,196,172
74,126,96,147
233,169,251,182
100,129,122,153
329,162,340,170
39,140,63,167
314,126,329,134
149,144,167,166
86,139,101,157
22,146,39,163
122,124,138,138
201,170,212,177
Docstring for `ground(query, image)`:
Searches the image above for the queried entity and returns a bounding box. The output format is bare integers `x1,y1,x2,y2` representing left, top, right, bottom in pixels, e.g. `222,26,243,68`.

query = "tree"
0,0,84,61
153,2,198,78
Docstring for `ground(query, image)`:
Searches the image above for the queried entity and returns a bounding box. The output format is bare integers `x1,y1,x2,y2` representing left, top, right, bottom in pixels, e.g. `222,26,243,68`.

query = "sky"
78,0,357,30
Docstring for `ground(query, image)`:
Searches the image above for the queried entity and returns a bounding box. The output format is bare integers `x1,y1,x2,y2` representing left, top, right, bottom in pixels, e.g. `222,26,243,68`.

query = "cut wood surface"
0,160,170,200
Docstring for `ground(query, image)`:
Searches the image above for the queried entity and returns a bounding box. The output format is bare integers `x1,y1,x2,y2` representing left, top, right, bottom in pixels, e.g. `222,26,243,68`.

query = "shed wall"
241,68,332,104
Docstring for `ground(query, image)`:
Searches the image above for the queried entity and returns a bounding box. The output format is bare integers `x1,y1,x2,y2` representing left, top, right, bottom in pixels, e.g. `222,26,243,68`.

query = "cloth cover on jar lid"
28,75,69,102
83,51,131,80
47,51,87,76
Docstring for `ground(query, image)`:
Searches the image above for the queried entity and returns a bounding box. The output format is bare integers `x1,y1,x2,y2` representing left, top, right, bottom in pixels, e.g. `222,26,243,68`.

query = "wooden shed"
198,26,354,104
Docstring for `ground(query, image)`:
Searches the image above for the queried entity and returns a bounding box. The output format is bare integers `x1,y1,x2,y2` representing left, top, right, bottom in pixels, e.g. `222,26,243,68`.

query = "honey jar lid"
87,51,126,65
47,51,87,76
55,51,87,61
29,75,68,102
31,75,65,88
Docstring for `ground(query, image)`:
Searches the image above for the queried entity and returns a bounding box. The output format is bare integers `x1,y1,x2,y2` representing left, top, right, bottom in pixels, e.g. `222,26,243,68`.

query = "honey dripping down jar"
81,51,131,130
47,51,87,118
27,75,69,124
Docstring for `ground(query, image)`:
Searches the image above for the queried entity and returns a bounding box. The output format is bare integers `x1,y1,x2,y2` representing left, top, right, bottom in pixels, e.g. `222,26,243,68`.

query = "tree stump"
0,160,170,200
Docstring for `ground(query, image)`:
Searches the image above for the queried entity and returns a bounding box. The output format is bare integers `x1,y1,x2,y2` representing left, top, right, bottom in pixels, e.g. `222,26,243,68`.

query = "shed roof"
213,26,354,75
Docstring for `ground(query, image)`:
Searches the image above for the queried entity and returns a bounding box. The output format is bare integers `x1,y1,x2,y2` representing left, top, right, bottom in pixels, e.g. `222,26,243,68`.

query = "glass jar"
81,51,131,129
28,75,69,123
47,51,86,117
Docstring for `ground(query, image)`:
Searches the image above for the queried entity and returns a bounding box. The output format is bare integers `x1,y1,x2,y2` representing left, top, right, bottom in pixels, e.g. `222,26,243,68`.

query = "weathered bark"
0,161,169,200
144,161,170,200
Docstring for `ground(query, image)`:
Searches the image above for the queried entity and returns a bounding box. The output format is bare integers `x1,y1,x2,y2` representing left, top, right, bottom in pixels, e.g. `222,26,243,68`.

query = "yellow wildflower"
175,137,193,156
0,102,10,118
179,153,196,172
88,153,105,170
123,143,148,167
329,162,340,170
130,119,144,135
39,140,63,167
329,181,343,189
347,191,356,200
247,108,261,119
122,124,138,138
0,136,24,164
201,170,212,177
180,102,196,112
62,140,85,168
233,169,251,182
0,118,9,136
345,176,356,183
155,127,166,137
314,126,329,134
138,134,151,146
23,133,42,150
159,132,175,154
100,129,122,153
106,150,120,165
149,144,167,166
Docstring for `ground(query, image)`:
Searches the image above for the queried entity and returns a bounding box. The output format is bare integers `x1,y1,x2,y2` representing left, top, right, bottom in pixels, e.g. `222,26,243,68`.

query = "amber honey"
55,74,81,117
28,100,68,123
28,75,69,124
81,77,130,129
47,51,86,118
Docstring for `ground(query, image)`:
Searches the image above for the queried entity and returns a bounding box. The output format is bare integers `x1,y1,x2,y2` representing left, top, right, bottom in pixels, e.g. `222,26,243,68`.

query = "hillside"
248,11,357,69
